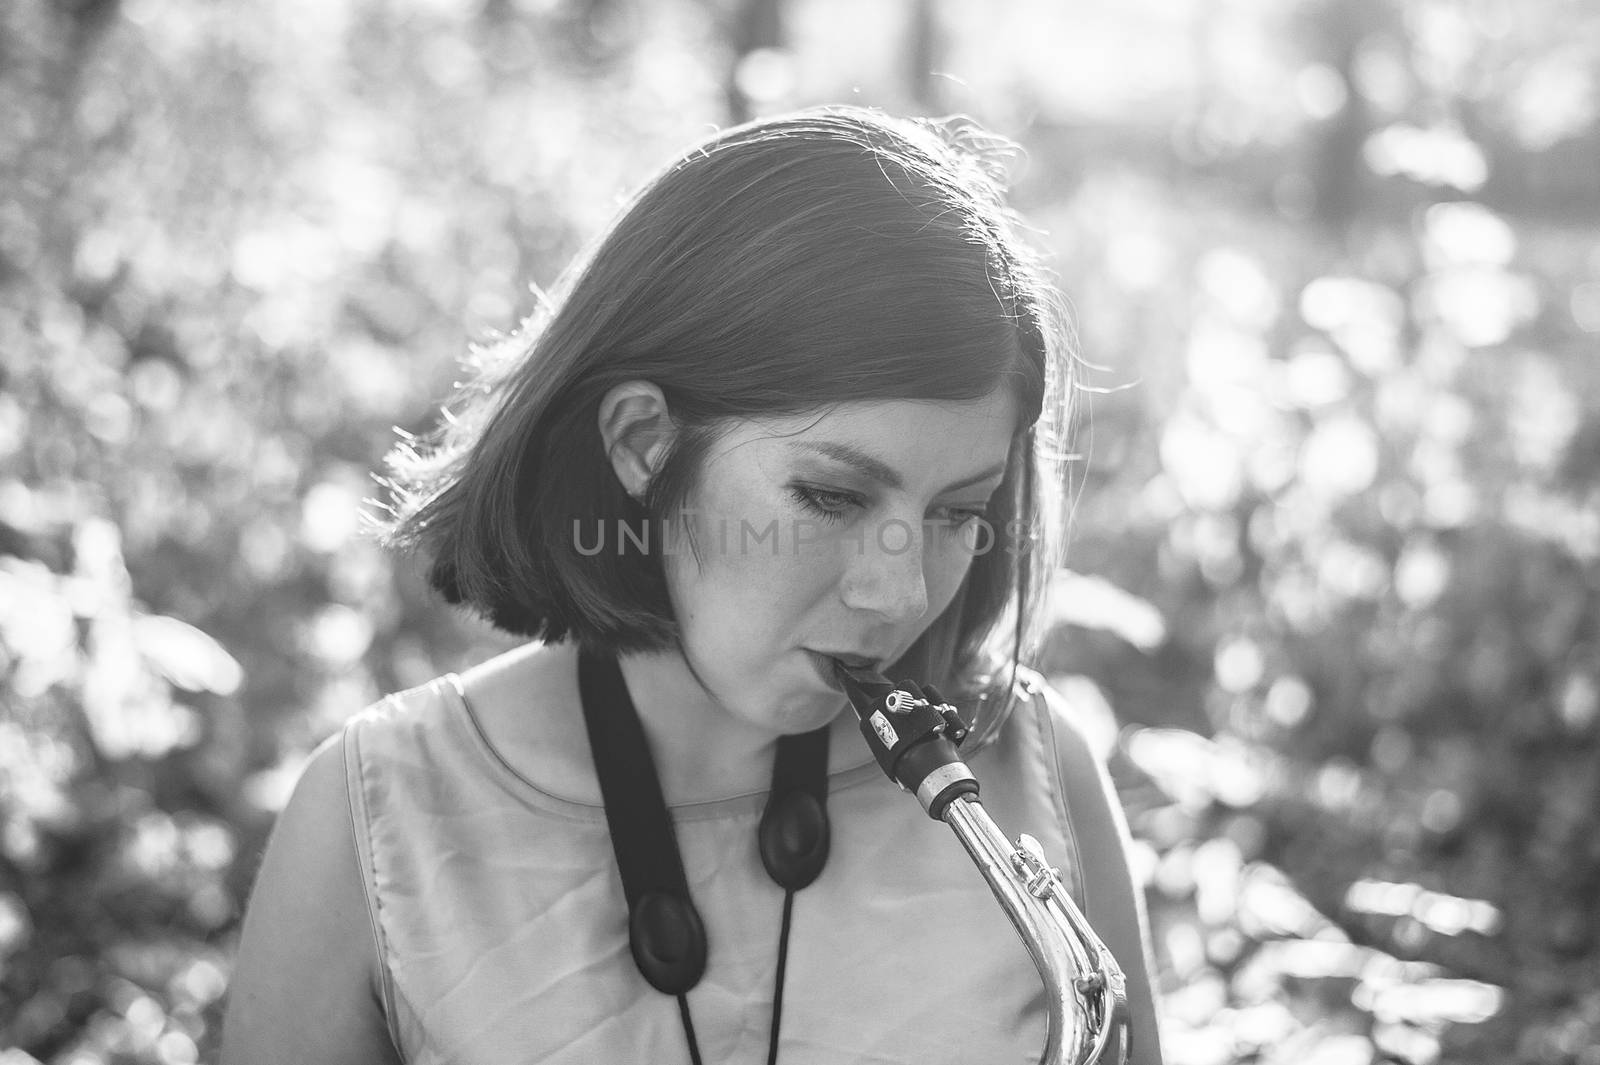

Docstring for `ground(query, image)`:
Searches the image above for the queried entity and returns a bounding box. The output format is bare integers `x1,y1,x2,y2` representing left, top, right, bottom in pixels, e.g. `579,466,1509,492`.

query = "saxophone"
834,663,1132,1065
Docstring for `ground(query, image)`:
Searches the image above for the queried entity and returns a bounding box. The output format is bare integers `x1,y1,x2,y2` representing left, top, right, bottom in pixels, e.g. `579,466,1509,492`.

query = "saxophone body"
833,664,1132,1065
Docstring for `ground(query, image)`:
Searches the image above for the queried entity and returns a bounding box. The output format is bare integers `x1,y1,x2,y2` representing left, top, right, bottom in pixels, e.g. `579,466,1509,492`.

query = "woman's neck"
617,648,865,805
458,641,870,809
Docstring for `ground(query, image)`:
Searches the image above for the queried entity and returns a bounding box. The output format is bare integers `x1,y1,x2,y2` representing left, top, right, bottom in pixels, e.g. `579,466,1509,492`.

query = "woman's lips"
805,650,883,690
829,659,897,712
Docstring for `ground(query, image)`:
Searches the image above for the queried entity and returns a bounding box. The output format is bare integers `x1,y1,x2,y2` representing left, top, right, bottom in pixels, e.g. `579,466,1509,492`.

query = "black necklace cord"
676,996,704,1065
578,648,831,1065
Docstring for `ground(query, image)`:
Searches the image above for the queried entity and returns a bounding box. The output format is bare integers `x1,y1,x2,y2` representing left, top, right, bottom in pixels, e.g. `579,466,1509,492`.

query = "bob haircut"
379,106,1074,742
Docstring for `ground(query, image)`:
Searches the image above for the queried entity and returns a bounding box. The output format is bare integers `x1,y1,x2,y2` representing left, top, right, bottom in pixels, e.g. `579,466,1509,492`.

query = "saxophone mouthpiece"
831,659,978,820
831,659,895,718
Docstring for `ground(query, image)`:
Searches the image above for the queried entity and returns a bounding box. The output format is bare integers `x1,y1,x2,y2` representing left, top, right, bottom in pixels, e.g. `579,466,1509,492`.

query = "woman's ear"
598,381,676,501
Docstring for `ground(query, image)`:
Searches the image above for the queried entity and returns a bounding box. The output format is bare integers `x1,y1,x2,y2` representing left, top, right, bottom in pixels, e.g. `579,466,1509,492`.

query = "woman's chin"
765,690,849,736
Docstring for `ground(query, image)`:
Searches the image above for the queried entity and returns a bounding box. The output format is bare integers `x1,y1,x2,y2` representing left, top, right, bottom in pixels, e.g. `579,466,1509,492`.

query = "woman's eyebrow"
789,441,1006,494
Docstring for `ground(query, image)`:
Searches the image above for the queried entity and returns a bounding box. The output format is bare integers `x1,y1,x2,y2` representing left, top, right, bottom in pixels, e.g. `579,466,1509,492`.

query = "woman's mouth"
805,650,889,691
804,651,862,689
828,652,878,670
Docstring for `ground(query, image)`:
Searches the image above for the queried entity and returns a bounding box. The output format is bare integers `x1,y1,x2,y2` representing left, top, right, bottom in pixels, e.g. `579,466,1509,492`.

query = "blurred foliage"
1,0,1597,1063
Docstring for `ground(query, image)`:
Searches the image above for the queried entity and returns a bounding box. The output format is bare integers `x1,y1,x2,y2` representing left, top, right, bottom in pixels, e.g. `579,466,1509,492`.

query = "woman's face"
662,390,1019,735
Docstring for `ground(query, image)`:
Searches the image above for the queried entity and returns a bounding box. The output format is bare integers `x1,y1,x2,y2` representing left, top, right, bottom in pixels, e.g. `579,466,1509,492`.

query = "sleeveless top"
339,671,1093,1065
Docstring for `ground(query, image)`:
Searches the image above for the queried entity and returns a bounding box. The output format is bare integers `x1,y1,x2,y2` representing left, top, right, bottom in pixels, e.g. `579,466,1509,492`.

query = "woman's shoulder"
347,640,573,746
452,640,601,806
350,672,461,728
1010,665,1120,766
337,671,468,776
455,639,580,716
348,640,600,809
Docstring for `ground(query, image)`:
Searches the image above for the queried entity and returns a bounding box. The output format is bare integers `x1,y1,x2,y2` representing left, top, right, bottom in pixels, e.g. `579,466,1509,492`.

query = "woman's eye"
934,505,990,529
790,485,861,522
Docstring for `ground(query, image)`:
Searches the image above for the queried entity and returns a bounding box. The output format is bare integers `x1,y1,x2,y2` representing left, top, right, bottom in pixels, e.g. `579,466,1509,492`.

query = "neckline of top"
439,672,891,822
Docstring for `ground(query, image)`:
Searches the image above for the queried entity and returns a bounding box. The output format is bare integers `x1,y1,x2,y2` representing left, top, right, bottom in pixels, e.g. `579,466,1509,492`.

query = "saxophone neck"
834,661,1133,1063
942,795,1132,1065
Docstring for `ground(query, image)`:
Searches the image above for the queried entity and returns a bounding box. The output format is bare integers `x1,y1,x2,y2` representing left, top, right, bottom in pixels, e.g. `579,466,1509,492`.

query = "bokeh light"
6,0,1599,1062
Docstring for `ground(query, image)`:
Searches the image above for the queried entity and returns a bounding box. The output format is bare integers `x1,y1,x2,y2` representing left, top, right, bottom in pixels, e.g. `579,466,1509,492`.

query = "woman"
222,107,1163,1065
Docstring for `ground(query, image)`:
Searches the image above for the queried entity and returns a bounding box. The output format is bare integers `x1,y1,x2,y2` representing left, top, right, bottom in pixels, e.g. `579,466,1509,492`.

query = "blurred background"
2,0,1598,1061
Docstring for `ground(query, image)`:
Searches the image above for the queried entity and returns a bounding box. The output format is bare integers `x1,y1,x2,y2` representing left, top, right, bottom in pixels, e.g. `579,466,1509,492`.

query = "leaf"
132,615,243,696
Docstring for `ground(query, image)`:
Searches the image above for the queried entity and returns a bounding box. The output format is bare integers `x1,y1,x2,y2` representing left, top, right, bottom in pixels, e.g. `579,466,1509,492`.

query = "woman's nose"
838,521,930,623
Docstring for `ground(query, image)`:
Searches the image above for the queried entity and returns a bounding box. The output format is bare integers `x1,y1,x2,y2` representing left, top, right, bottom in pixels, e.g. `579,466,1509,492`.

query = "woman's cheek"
926,550,976,616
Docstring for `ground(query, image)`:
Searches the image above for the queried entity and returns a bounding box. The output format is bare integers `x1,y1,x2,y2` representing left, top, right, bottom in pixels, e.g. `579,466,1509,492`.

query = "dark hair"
377,106,1073,738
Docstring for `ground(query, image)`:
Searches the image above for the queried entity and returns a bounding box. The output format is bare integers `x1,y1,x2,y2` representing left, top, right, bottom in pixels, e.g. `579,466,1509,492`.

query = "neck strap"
577,648,831,1064
578,647,706,993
